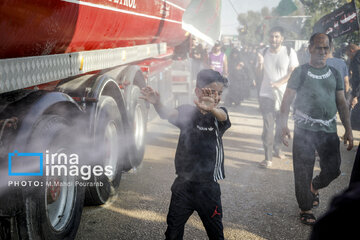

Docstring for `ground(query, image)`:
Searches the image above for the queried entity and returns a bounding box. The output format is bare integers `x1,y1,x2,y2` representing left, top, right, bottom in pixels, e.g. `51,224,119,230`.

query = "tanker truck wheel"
84,96,125,205
18,115,85,240
123,85,147,171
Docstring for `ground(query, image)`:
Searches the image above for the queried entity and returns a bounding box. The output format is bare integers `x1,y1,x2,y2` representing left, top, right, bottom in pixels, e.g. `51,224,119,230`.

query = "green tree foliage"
276,0,298,16
237,8,270,46
237,1,307,46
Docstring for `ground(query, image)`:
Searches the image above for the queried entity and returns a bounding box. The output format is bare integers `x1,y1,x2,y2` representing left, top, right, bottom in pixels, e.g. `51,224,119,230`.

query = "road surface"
76,92,359,240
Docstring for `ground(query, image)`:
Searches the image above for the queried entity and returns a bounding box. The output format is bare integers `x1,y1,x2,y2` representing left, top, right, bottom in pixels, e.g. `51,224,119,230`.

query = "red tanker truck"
0,0,221,239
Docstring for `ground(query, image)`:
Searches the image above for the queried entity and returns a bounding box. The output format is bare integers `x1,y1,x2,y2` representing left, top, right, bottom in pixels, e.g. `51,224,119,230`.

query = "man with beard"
257,26,299,168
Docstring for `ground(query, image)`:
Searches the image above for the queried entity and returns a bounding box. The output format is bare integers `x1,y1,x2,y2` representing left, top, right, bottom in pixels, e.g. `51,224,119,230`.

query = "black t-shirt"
169,105,231,182
190,44,204,61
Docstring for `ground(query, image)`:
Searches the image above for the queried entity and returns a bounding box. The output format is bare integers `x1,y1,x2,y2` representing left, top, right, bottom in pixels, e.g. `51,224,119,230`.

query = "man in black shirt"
190,38,205,81
141,69,231,240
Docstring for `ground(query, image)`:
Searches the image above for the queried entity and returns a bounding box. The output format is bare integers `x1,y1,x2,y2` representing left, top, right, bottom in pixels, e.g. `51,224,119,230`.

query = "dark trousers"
310,144,360,239
293,127,341,211
259,97,282,161
165,177,224,240
350,143,360,185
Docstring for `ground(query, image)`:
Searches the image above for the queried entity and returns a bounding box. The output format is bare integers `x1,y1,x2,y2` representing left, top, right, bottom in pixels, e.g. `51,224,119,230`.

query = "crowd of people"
141,26,360,239
189,37,260,107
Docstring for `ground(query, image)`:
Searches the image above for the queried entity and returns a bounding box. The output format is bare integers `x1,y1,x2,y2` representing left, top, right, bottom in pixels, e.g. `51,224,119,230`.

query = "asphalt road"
76,93,359,240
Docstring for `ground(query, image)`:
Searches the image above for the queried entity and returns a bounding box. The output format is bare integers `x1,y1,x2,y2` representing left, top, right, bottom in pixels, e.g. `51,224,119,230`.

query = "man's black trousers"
165,177,224,240
293,127,341,211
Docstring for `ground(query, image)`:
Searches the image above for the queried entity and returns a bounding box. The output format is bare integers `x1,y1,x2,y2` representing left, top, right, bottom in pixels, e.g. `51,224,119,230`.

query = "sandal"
300,212,316,226
312,192,319,208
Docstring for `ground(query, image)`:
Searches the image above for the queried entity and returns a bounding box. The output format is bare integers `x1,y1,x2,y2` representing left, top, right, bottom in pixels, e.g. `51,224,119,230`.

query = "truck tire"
84,96,125,205
123,85,147,171
18,114,85,240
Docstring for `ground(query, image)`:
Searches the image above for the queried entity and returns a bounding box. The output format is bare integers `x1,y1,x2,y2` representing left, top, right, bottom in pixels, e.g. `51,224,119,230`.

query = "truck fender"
119,65,146,87
119,65,147,109
11,91,83,151
86,75,127,135
100,65,147,112
101,65,146,110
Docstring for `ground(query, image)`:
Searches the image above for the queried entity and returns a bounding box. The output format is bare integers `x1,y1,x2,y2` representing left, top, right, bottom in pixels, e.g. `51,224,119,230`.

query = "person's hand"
194,88,217,112
281,127,292,147
343,130,354,151
257,53,264,65
351,97,358,109
271,81,282,89
140,86,160,105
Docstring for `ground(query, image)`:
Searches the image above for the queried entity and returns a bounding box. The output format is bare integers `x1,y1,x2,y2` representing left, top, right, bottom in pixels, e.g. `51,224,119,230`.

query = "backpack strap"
262,47,269,56
286,45,291,57
293,63,309,114
297,63,310,92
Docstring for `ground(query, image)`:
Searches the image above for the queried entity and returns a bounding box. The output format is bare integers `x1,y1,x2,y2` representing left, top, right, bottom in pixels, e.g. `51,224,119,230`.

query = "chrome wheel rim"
133,104,144,150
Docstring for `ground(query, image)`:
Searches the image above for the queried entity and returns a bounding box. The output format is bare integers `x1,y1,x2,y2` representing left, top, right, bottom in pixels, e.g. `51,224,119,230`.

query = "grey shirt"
327,57,349,84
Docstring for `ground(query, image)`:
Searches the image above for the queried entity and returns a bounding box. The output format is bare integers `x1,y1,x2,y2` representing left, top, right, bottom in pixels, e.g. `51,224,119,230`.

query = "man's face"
269,31,283,49
309,34,330,67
